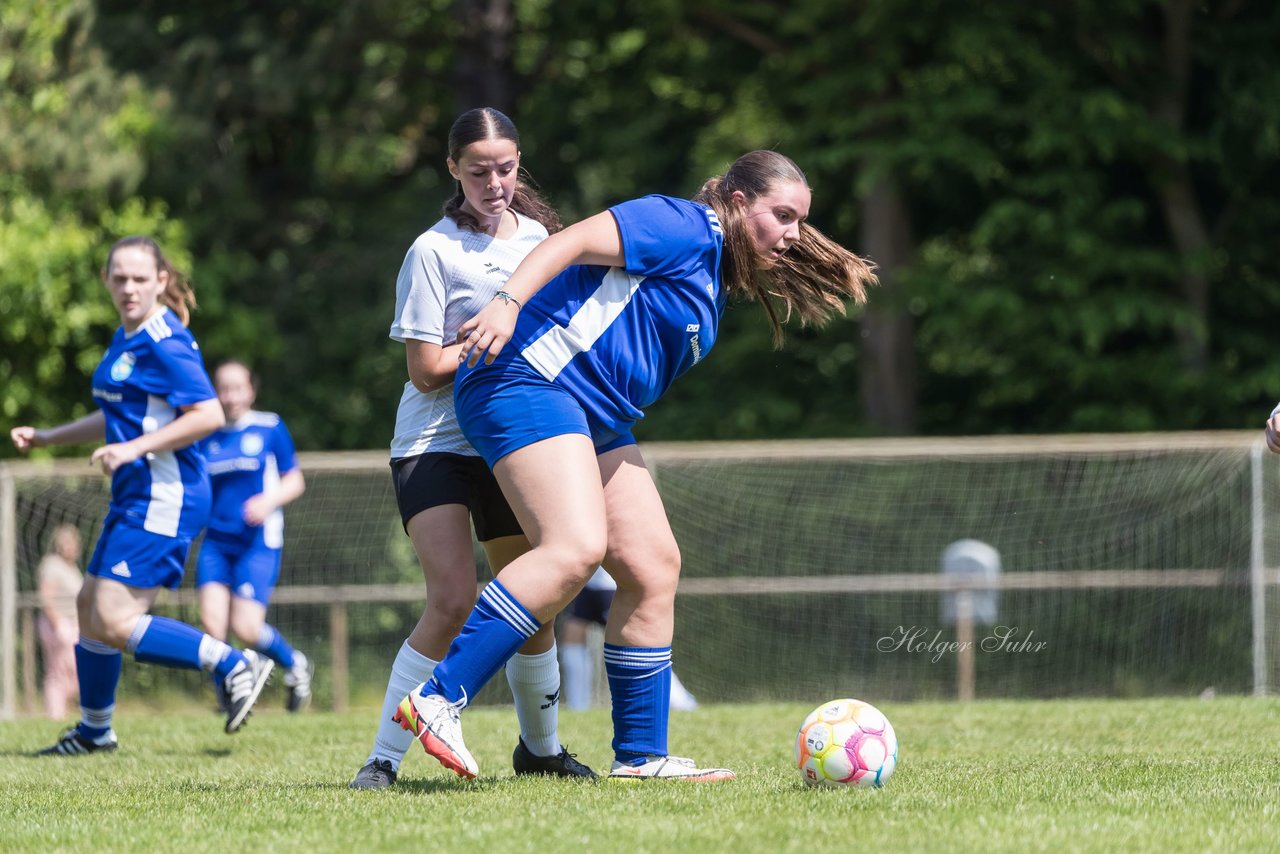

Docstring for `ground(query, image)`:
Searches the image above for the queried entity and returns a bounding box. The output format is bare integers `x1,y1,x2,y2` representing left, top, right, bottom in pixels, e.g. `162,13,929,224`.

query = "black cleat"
512,737,598,778
349,758,398,790
224,649,274,734
37,727,118,756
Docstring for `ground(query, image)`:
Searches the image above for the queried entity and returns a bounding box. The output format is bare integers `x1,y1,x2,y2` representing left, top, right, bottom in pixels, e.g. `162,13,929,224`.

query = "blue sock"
605,644,672,763
422,580,539,706
253,624,296,669
127,615,245,679
75,637,122,740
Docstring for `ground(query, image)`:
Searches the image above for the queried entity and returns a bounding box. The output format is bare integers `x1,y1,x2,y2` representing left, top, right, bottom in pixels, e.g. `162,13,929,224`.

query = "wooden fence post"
329,601,348,713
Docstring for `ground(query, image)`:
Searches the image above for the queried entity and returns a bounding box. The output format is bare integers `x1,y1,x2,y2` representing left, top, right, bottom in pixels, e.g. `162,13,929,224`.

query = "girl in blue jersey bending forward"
397,150,876,780
10,237,274,755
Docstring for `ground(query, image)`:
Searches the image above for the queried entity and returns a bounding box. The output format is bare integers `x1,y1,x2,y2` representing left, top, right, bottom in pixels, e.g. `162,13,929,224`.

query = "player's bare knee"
229,615,263,646
427,592,474,635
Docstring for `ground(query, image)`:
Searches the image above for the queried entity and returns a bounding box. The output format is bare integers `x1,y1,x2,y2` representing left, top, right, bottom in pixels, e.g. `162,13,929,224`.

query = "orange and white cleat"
393,687,478,779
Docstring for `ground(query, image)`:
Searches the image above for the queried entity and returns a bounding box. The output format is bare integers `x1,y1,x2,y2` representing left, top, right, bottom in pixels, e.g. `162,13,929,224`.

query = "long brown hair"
693,150,877,346
103,236,198,326
444,107,562,235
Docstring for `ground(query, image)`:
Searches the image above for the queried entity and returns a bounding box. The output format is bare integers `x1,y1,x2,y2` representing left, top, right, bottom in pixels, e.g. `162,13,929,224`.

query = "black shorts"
390,452,522,542
568,586,613,626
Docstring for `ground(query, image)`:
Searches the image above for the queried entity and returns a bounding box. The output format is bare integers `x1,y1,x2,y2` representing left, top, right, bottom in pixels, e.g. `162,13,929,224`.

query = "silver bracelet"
494,291,522,310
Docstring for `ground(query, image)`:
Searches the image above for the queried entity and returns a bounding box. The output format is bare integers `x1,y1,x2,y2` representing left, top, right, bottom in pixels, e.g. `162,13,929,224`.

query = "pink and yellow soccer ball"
794,698,898,788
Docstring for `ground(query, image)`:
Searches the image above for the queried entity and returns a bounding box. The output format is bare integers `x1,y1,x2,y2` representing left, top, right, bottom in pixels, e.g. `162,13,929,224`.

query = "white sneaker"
607,755,735,781
283,652,313,713
392,687,478,779
223,650,274,734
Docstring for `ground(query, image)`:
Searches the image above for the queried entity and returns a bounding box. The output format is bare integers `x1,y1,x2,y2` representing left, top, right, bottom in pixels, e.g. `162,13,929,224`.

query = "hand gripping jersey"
388,213,549,459
90,309,216,538
459,195,725,437
202,411,299,549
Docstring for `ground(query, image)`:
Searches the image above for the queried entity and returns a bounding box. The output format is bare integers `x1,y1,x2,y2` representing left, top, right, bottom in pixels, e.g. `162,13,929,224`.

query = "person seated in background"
559,568,698,712
36,524,85,720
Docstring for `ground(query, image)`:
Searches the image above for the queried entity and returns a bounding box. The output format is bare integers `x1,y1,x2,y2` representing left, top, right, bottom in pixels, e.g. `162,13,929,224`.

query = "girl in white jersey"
349,108,594,789
10,237,274,755
398,150,877,781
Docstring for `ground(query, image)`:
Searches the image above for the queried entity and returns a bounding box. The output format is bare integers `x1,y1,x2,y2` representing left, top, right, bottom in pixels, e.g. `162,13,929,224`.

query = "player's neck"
466,206,516,239
122,305,165,336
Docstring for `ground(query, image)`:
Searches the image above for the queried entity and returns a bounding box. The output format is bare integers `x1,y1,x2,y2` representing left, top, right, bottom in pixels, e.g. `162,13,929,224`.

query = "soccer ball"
794,698,898,788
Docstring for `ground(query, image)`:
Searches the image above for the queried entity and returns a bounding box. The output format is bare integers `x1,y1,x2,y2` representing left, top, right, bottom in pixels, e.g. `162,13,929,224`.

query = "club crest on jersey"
239,432,264,456
109,351,136,382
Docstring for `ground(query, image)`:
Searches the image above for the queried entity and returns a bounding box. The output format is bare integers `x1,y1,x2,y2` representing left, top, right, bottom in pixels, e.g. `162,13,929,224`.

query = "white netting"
3,435,1278,715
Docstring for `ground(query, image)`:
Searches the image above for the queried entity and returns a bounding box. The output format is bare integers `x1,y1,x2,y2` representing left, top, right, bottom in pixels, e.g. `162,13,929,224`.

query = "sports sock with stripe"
421,579,539,706
605,643,672,763
253,623,297,670
75,637,122,740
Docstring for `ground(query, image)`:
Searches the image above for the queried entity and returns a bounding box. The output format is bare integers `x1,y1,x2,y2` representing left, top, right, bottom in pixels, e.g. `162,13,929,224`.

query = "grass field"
2,696,1278,853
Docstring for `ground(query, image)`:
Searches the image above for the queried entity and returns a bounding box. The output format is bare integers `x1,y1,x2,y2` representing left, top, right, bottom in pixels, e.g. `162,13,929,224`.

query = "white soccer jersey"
388,213,549,459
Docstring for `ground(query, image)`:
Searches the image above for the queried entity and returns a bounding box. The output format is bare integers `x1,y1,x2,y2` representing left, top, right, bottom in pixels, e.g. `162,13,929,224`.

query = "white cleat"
607,755,736,782
393,688,478,779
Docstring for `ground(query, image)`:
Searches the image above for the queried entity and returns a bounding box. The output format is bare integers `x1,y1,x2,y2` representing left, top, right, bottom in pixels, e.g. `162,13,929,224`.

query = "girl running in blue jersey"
398,149,876,781
9,237,274,755
349,107,594,789
197,360,312,713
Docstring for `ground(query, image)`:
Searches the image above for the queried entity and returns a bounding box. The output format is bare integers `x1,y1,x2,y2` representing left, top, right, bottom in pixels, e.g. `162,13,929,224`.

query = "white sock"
367,640,437,771
560,643,593,711
506,644,561,757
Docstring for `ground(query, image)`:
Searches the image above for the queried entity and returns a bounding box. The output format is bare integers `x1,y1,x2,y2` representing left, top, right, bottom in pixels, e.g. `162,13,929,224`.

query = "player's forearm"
406,340,463,392
501,212,624,305
263,469,306,510
127,399,224,457
36,411,106,447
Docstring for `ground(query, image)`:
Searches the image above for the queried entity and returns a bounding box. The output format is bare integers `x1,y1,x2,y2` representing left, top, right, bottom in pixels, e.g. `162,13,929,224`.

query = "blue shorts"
195,534,282,606
455,355,636,467
86,511,192,590
568,586,613,626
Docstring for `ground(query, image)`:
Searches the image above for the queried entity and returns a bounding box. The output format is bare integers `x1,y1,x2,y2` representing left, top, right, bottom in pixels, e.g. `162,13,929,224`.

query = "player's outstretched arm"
10,410,107,453
457,211,625,367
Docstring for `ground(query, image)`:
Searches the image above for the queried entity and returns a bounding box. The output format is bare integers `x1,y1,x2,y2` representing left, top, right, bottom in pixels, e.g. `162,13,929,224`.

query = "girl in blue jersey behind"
9,237,274,754
349,107,594,789
397,150,876,780
197,360,312,713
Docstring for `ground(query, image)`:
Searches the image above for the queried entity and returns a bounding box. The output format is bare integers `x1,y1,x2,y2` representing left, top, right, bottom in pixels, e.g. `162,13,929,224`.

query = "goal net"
3,433,1277,716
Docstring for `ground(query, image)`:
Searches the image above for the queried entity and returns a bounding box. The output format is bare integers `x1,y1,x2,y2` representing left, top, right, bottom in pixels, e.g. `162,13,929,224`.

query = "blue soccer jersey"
504,195,725,435
203,412,299,549
90,308,217,538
